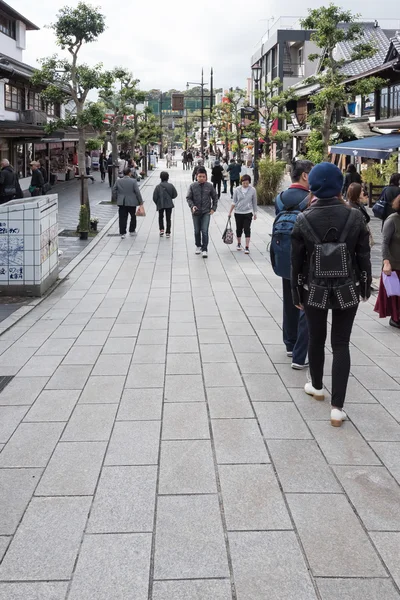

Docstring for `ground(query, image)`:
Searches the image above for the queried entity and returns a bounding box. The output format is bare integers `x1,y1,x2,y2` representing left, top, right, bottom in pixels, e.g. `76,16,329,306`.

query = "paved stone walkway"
0,164,400,600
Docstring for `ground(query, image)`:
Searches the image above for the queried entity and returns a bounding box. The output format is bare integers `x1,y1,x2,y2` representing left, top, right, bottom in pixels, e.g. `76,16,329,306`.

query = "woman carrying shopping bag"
374,195,400,328
228,174,257,254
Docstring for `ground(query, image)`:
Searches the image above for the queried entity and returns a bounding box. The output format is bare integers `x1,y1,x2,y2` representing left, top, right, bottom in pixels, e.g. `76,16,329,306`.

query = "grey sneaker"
291,361,309,370
121,234,126,239
202,250,208,258
195,247,201,255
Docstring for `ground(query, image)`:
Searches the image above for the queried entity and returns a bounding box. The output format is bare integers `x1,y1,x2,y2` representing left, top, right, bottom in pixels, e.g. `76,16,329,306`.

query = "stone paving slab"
0,163,400,599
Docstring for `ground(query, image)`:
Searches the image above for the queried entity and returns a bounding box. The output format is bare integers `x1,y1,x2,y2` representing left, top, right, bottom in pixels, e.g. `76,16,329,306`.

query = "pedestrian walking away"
229,174,257,255
113,168,144,238
192,160,204,182
29,161,44,197
222,157,229,194
99,151,106,182
0,159,17,204
342,164,362,199
107,153,113,187
211,160,224,199
227,159,241,198
153,171,177,238
271,160,313,370
182,150,188,170
85,152,94,182
187,150,193,169
291,162,371,427
187,167,218,258
374,194,400,328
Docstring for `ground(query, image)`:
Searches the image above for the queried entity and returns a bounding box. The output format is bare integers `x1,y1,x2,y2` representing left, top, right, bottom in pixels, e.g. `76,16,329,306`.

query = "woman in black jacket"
342,164,362,198
291,163,371,427
211,160,224,199
347,182,370,224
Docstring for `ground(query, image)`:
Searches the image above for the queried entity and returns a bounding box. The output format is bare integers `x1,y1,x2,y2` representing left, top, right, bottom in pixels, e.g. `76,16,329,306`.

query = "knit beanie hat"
308,162,344,199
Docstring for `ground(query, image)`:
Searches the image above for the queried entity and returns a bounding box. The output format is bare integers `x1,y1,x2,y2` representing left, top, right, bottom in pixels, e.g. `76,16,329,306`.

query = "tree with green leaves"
253,78,297,157
136,108,162,175
31,1,108,223
97,69,145,188
213,89,248,159
301,5,385,160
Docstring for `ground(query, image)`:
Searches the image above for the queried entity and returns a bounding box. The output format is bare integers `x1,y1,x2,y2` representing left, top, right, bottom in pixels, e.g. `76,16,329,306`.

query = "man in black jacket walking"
187,167,217,258
0,160,17,204
29,162,44,196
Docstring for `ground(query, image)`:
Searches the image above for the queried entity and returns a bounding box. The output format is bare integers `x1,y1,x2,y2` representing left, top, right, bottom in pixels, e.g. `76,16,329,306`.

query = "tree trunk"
322,102,334,161
111,129,119,190
77,126,90,230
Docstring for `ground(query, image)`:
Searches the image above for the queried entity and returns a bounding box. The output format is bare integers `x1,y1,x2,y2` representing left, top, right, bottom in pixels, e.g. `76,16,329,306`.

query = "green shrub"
78,204,89,232
256,158,286,205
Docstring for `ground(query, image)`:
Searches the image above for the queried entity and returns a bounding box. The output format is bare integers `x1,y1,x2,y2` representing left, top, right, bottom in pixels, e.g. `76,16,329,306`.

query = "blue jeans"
193,212,211,251
282,278,308,365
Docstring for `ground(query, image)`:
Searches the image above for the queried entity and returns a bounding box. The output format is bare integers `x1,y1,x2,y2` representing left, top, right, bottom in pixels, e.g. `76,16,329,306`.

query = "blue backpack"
372,187,388,221
270,193,301,279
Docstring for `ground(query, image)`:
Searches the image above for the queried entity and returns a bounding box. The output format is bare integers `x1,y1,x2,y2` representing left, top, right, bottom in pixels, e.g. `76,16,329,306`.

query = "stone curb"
0,169,158,336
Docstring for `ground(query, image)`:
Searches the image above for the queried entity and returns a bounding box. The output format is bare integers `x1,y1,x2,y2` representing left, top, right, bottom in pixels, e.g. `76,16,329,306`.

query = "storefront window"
4,84,24,111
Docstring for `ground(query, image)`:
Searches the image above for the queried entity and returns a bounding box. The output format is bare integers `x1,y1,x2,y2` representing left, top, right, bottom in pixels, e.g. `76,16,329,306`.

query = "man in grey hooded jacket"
186,167,217,258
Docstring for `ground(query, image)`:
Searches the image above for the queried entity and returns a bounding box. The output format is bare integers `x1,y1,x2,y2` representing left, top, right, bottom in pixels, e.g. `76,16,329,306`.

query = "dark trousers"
223,179,227,193
213,180,222,198
158,208,172,233
192,213,211,251
230,179,240,196
119,205,137,234
108,167,113,187
234,212,253,238
100,169,105,181
304,303,358,408
282,278,308,365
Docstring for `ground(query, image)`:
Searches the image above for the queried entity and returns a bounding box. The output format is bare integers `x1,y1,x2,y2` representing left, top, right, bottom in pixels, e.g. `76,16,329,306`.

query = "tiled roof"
391,32,400,55
335,24,391,77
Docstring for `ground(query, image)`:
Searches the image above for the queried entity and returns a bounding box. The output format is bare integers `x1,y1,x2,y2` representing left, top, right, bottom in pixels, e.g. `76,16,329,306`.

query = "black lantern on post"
252,63,262,186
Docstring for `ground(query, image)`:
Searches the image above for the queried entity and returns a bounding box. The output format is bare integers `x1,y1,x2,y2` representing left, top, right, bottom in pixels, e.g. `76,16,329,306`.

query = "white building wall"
15,21,26,52
0,80,19,121
0,31,22,61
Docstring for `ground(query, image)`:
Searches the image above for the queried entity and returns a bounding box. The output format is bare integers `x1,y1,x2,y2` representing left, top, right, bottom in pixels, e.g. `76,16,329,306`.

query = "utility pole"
201,68,204,157
209,68,214,153
159,92,163,159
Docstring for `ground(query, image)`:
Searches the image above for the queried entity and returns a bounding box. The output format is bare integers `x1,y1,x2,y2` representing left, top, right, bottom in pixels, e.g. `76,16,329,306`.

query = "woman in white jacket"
228,174,257,254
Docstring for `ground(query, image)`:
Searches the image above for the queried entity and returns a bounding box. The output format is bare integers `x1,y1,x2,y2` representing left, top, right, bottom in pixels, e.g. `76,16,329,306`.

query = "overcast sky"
17,0,400,93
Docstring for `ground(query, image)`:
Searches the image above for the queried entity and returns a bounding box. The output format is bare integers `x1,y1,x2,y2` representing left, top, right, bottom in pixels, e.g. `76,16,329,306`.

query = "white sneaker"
292,362,309,370
331,408,347,427
121,234,126,239
129,232,136,236
286,351,293,358
304,382,325,401
195,247,201,255
202,250,208,258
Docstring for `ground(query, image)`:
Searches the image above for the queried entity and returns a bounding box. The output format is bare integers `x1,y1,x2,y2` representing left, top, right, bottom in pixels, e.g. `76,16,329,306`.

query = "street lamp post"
252,63,262,186
159,92,163,159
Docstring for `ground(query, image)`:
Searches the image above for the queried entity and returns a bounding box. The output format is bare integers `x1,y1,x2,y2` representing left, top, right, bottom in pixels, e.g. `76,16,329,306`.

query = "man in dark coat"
153,171,177,237
29,161,44,196
0,159,17,204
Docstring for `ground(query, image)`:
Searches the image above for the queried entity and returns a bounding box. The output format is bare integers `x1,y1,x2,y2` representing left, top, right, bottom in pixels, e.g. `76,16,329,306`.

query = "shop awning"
329,134,400,159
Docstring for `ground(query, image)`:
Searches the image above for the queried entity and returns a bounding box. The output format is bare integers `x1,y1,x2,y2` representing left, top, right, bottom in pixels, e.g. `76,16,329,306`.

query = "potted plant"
90,216,99,231
79,205,89,240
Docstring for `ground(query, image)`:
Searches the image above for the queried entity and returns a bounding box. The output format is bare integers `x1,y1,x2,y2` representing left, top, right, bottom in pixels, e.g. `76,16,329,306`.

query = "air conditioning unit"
21,110,47,126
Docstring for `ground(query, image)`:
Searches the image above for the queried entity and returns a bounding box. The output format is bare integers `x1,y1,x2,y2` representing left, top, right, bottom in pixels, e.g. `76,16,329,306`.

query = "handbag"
136,204,146,217
372,188,388,220
383,272,400,297
222,216,234,244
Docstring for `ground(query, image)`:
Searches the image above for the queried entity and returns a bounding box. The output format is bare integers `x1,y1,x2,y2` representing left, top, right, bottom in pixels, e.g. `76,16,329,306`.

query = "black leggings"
304,304,358,409
230,179,240,196
235,212,252,238
213,180,222,198
158,208,172,233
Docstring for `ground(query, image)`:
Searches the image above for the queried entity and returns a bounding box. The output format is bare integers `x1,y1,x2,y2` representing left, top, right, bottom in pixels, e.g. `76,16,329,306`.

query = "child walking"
228,174,257,254
153,171,177,237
